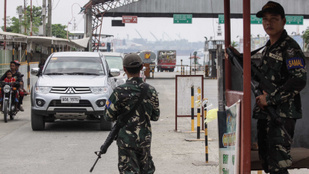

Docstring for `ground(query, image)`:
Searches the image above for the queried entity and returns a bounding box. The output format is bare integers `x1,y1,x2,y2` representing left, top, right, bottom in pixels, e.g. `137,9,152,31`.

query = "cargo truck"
157,50,176,72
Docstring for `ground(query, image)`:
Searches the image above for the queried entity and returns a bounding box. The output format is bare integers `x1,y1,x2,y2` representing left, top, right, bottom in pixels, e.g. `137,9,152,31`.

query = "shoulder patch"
286,57,305,70
106,99,111,109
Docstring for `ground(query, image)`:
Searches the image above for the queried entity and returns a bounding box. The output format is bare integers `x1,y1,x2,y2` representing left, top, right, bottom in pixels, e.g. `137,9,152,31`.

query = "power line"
52,0,61,10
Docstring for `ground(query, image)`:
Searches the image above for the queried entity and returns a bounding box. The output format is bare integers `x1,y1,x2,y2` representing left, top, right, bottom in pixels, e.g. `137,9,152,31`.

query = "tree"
1,5,42,35
51,24,68,39
231,41,238,47
2,16,20,33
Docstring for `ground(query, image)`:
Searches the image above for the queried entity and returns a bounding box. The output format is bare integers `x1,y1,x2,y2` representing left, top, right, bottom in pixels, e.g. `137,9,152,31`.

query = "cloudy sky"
0,0,308,42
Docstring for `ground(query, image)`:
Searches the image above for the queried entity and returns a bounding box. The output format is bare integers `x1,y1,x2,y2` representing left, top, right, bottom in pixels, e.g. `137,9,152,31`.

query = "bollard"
191,85,194,132
151,66,154,78
25,49,30,91
181,59,183,75
12,48,15,61
203,98,209,163
196,87,201,139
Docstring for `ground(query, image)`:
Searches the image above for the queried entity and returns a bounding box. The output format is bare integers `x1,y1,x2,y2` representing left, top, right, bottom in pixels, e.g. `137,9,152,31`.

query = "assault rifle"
89,123,121,172
90,84,149,173
226,48,292,142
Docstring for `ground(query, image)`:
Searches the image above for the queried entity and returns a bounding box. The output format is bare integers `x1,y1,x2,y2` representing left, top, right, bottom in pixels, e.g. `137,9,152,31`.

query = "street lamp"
67,21,71,39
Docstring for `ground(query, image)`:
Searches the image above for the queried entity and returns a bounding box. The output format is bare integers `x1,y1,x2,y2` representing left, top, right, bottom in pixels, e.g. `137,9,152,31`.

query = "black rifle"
226,48,292,142
90,84,149,173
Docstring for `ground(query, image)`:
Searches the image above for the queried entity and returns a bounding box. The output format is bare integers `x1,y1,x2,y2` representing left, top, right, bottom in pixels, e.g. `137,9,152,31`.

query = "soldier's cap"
256,1,285,18
123,53,143,68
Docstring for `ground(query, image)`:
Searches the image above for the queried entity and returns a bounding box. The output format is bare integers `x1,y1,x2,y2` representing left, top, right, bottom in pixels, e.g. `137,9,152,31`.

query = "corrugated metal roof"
97,0,309,18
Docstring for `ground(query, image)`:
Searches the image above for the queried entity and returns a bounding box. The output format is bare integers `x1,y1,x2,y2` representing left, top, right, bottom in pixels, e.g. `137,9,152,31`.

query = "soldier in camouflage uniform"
253,1,307,174
104,53,160,174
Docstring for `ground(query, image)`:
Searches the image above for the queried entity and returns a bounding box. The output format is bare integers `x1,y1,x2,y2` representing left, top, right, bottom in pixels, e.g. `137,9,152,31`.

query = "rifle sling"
116,83,149,127
239,45,265,58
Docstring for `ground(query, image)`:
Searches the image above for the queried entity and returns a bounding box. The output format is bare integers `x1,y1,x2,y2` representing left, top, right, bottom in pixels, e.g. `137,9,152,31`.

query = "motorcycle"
0,81,20,122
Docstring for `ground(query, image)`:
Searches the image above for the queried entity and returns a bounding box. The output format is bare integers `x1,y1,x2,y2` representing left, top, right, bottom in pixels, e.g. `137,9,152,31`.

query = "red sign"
122,16,138,23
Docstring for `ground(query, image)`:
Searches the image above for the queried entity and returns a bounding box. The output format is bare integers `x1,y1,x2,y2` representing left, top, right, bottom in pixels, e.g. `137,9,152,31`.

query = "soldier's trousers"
257,117,296,173
118,146,155,174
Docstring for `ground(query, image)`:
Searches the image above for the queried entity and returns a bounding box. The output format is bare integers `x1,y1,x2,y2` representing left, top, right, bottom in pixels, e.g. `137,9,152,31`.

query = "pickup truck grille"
50,87,91,94
49,100,92,107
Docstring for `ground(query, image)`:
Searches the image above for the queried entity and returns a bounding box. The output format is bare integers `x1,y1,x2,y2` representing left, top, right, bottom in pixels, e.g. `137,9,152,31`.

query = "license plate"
60,96,80,103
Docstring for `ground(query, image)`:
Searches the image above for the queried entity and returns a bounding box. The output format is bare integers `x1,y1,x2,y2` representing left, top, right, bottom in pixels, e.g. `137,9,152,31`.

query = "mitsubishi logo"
66,87,75,94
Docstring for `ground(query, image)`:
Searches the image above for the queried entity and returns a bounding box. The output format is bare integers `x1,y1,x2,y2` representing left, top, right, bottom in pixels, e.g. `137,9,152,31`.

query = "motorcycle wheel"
3,101,8,123
9,112,14,120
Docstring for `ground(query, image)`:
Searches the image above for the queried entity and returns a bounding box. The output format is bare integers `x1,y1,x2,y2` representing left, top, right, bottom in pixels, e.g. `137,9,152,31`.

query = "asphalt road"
0,78,308,174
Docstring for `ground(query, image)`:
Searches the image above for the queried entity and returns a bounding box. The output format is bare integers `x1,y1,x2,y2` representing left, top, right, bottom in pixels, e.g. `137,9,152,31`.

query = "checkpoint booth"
222,1,309,173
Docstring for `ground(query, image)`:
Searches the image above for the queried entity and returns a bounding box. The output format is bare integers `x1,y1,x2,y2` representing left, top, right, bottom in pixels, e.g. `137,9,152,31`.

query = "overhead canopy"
91,0,309,18
72,37,91,48
0,31,27,43
0,31,88,49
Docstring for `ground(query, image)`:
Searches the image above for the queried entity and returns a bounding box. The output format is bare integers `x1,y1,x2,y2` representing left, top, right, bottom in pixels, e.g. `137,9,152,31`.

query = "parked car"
30,52,119,131
103,52,127,86
105,52,146,86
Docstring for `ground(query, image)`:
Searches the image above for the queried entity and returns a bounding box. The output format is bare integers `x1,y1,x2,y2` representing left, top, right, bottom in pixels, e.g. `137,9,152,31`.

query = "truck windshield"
44,57,105,75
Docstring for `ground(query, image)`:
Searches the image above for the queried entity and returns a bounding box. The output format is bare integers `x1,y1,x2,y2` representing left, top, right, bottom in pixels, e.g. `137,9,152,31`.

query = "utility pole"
17,6,23,33
47,0,52,36
4,0,6,49
24,0,27,34
30,0,33,36
42,0,46,36
4,0,6,32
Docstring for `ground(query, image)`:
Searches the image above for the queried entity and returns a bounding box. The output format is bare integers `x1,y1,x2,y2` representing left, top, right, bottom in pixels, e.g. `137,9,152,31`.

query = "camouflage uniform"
253,30,307,173
104,77,160,174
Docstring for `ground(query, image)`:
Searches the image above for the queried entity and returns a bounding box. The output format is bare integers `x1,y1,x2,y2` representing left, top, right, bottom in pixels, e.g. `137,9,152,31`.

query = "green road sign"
286,16,303,25
218,14,303,25
173,14,192,24
250,15,262,24
219,14,224,24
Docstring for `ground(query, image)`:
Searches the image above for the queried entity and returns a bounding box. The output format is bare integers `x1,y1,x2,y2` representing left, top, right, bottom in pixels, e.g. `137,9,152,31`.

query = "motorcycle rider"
0,61,24,111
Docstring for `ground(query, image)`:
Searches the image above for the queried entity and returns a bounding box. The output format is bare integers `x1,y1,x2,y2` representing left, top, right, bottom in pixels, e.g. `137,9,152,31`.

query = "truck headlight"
91,87,108,94
35,86,51,94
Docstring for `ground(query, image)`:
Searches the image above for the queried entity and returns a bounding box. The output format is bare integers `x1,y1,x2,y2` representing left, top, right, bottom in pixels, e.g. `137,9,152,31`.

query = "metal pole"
189,53,192,75
181,59,183,75
42,0,46,36
12,47,14,61
191,86,194,132
4,0,6,49
24,0,27,33
204,99,209,163
47,0,52,36
197,87,201,139
30,0,33,36
4,0,6,32
224,0,231,90
242,0,251,173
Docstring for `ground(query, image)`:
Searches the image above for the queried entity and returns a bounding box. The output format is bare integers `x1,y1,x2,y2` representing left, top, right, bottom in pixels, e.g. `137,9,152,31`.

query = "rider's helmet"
11,60,21,66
